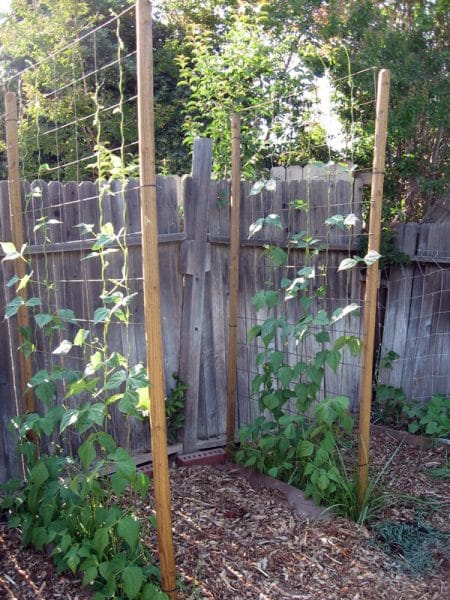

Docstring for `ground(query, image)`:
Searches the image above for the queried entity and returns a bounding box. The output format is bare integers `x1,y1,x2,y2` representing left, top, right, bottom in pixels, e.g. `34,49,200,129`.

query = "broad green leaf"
364,250,382,265
5,297,24,318
26,297,42,307
338,257,358,271
248,217,264,237
82,567,98,586
34,313,53,328
94,527,109,559
36,381,56,405
60,409,79,433
344,213,359,227
247,325,261,342
297,440,314,458
325,349,341,373
104,369,127,390
141,583,167,599
31,526,48,551
93,307,110,324
278,366,292,387
1,241,18,256
122,566,143,600
74,328,89,346
330,303,359,324
315,331,330,344
110,472,128,496
88,403,105,427
53,339,73,355
117,516,140,550
248,180,265,196
317,472,330,491
6,275,19,287
78,440,96,468
30,461,49,487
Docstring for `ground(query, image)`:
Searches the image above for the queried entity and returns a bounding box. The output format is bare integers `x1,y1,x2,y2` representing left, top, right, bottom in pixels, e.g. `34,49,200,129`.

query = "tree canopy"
0,0,448,220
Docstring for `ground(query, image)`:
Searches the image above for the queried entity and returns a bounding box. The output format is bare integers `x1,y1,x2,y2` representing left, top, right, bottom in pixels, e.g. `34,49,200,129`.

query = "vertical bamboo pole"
135,1,176,597
358,69,390,505
5,91,34,413
226,113,241,460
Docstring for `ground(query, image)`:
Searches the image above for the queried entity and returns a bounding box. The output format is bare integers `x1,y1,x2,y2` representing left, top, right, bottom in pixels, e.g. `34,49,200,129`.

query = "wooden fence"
0,145,448,480
379,222,450,401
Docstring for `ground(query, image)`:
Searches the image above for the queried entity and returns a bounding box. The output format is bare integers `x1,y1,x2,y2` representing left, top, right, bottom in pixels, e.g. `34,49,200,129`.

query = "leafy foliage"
236,208,365,511
165,373,187,444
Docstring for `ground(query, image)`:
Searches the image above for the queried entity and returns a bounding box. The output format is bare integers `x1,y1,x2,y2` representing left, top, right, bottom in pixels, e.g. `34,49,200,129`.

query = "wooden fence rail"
0,158,448,481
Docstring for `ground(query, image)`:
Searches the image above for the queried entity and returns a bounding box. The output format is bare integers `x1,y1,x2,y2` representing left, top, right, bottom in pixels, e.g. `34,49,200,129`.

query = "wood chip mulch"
1,429,449,599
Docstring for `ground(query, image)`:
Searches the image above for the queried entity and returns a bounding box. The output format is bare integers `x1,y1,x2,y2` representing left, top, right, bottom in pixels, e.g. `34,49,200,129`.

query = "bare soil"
1,429,449,599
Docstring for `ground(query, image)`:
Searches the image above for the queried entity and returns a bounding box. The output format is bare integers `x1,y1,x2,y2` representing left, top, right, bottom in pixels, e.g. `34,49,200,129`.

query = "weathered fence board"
379,222,450,403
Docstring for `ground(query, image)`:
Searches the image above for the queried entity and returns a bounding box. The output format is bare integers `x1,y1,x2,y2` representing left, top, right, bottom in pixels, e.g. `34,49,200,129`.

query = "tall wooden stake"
358,69,390,505
5,91,34,413
136,1,176,596
226,114,241,459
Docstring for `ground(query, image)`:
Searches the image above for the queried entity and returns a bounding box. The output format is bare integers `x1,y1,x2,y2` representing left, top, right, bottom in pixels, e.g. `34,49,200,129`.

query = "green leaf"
110,472,128,496
338,257,358,271
97,432,116,453
5,297,24,318
364,250,382,266
57,308,77,323
82,566,98,586
30,461,49,487
325,349,341,373
297,440,314,458
141,583,167,599
36,381,56,405
1,241,19,257
248,217,264,237
117,516,140,551
284,423,297,440
248,325,261,342
26,297,42,307
330,303,359,324
278,366,292,387
88,403,105,428
52,339,73,355
78,440,96,469
122,566,143,600
248,180,265,196
315,331,331,344
60,409,79,433
104,369,127,390
93,307,110,324
34,313,53,328
66,547,80,575
31,526,48,551
317,472,330,491
6,275,19,287
94,528,109,559
74,328,89,346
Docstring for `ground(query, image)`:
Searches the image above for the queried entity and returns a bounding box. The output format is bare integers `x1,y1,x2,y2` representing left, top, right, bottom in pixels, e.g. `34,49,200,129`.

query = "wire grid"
225,72,381,427
376,231,450,405
0,3,178,457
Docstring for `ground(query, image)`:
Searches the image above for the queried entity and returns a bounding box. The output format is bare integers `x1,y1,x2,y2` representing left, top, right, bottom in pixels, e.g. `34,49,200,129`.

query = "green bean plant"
0,206,167,599
236,182,382,511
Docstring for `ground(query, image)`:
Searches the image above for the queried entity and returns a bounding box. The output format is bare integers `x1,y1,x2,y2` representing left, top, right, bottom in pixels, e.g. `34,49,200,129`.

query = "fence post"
136,1,176,596
179,138,213,452
226,114,241,459
358,69,390,505
5,91,34,413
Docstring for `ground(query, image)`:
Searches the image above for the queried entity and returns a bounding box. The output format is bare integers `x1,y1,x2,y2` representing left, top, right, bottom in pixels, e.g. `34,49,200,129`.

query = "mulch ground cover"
1,429,449,599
